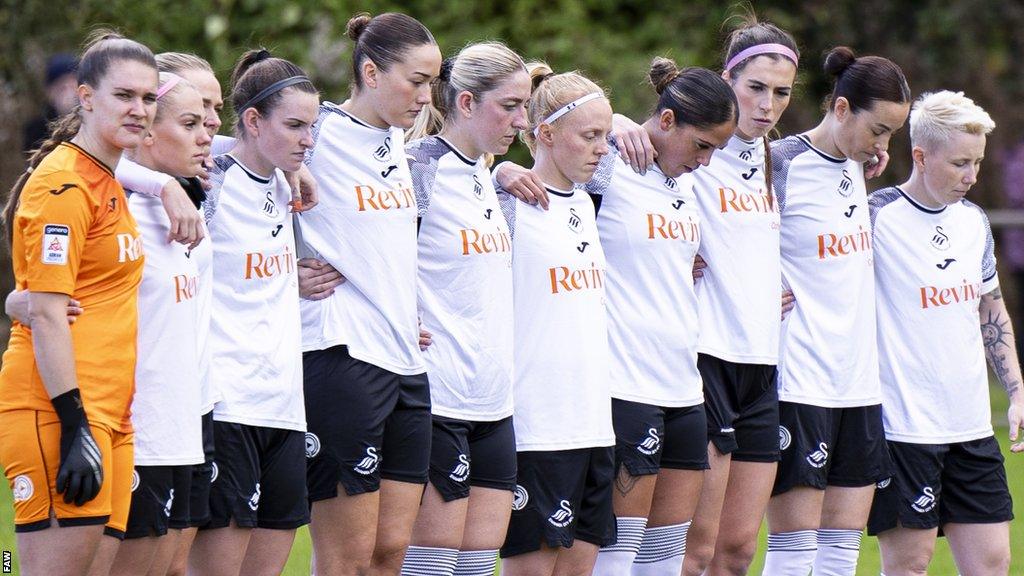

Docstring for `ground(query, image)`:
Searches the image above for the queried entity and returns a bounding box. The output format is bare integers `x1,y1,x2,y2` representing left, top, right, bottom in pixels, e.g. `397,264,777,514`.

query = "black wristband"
51,388,86,428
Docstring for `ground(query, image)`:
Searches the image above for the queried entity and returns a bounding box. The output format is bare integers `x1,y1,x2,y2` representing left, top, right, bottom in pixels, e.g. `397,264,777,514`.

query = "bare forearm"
30,303,79,399
980,288,1023,403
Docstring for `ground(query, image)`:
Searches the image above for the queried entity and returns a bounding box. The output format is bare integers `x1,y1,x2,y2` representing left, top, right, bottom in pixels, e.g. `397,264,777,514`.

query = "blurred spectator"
22,53,78,154
1000,142,1024,359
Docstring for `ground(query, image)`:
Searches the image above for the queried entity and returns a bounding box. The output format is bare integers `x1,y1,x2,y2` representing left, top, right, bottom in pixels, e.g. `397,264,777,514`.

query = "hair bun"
823,46,856,77
527,62,555,93
648,57,681,95
346,13,372,41
438,57,454,82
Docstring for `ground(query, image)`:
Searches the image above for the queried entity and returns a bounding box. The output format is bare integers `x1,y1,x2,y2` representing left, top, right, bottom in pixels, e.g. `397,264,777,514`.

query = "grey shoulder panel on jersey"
203,155,234,224
496,187,518,239
406,136,450,218
868,186,903,230
583,137,619,197
962,199,998,283
770,136,808,214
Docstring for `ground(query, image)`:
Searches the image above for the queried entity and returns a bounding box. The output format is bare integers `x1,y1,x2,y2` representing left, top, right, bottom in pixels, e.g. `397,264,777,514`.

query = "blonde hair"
409,41,526,140
910,90,995,151
156,52,213,75
154,71,198,123
522,62,605,153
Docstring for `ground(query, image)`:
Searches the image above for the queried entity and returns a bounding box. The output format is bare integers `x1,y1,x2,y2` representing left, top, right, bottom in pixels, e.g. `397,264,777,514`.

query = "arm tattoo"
614,464,638,496
981,298,1021,397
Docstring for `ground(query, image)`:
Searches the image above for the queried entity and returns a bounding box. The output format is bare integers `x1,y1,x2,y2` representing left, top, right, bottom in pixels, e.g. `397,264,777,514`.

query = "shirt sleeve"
583,138,618,196
18,171,94,295
115,157,172,198
212,135,235,156
496,187,518,240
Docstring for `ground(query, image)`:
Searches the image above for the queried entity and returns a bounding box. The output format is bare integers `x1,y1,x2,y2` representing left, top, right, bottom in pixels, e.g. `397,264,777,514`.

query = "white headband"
533,92,604,136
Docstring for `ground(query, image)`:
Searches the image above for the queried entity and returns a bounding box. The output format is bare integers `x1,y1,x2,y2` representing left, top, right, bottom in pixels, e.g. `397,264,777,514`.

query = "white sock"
401,545,458,576
453,549,498,576
812,529,861,576
762,529,817,576
631,521,688,576
593,516,647,575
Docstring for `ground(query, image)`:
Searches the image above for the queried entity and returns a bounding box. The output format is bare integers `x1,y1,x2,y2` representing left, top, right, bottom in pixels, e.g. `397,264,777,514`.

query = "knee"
371,540,411,572
714,538,758,574
683,540,715,573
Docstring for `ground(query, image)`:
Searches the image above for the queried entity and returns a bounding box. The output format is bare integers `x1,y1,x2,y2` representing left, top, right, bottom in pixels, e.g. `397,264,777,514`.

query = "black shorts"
189,410,215,527
698,354,780,462
773,402,890,496
612,399,708,476
124,465,192,539
867,436,1013,535
204,421,309,530
500,446,616,557
429,415,517,502
304,345,431,500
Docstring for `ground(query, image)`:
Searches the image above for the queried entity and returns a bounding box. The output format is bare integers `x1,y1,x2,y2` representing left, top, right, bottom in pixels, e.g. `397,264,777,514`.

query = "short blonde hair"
910,90,995,151
522,62,605,152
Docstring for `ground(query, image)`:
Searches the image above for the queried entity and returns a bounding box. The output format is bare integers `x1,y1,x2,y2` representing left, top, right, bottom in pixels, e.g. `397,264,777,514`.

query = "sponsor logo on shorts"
210,461,219,483
512,485,529,511
305,433,321,459
805,442,829,469
248,483,261,511
637,427,661,456
778,426,792,451
449,454,470,483
131,470,141,492
547,499,574,528
720,427,735,434
876,477,892,489
164,488,175,518
354,447,380,476
12,475,33,502
911,486,936,513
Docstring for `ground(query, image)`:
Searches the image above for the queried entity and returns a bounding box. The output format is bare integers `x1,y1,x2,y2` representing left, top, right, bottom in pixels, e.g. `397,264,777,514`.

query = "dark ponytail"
229,48,317,136
823,46,910,113
649,57,738,130
346,12,436,90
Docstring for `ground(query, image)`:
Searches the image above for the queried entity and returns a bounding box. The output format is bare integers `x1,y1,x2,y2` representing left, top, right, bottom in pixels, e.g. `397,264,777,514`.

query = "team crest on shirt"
131,470,140,492
837,170,853,197
778,426,792,450
567,207,583,235
449,454,470,483
637,427,661,455
512,485,529,510
739,148,754,161
305,433,321,458
473,175,484,200
930,226,950,251
663,176,677,191
373,136,392,162
12,475,33,502
548,499,574,527
911,486,936,513
262,190,279,219
41,224,70,265
805,442,829,468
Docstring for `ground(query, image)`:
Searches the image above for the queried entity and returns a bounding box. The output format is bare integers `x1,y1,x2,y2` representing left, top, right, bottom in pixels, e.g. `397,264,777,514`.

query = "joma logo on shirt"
647,213,700,243
718,187,776,213
117,233,144,263
816,226,871,259
920,280,981,309
173,274,199,303
460,227,511,255
355,184,415,212
548,263,604,294
244,245,295,279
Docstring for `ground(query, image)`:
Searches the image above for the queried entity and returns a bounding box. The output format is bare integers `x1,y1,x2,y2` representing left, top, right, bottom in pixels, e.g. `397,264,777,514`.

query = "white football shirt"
693,135,782,364
871,187,998,443
409,136,513,421
205,154,305,431
298,103,424,375
772,135,880,407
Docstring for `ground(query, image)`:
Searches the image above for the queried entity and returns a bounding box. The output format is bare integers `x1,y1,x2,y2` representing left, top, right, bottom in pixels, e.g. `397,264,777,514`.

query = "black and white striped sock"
400,545,458,576
453,549,497,576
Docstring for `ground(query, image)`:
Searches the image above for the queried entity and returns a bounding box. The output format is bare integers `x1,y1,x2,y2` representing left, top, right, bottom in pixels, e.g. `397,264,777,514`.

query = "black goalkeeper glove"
52,389,103,505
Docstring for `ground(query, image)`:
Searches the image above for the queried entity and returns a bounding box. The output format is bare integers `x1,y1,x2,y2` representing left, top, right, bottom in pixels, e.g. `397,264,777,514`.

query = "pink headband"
156,74,184,100
724,43,799,73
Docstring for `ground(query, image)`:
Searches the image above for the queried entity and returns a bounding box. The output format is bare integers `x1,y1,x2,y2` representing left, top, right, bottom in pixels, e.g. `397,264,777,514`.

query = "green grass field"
1,385,1021,575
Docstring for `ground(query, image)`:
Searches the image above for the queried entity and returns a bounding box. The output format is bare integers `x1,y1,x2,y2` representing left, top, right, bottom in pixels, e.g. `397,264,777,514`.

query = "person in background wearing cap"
23,53,79,154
